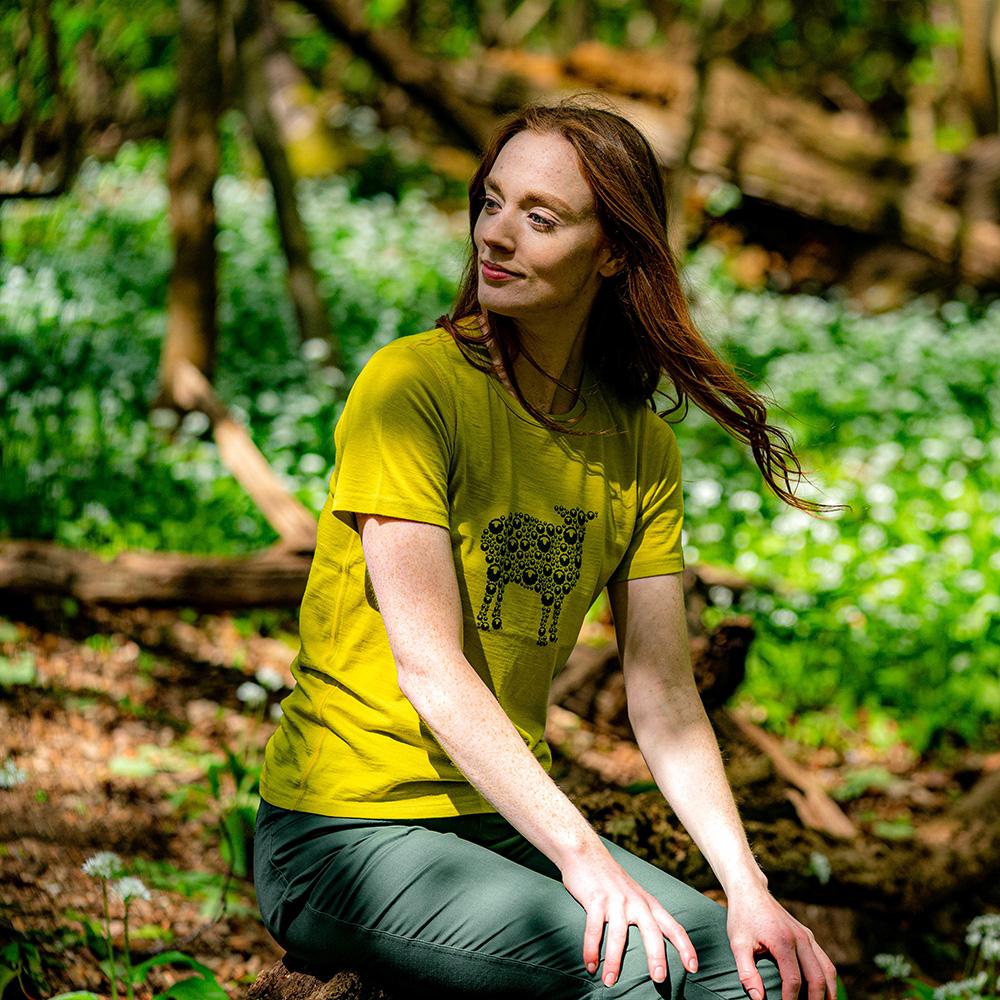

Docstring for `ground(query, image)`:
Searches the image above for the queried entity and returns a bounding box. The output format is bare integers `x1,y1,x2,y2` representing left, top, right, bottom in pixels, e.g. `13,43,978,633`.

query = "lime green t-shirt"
259,326,685,818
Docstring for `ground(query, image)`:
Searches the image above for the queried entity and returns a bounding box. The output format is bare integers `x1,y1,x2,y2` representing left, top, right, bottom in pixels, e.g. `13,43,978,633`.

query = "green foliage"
873,913,1000,998
0,937,47,999
0,0,970,174
2,149,998,755
133,953,228,1000
0,140,462,554
0,0,178,129
74,854,228,1000
678,247,998,753
0,652,37,687
204,744,260,880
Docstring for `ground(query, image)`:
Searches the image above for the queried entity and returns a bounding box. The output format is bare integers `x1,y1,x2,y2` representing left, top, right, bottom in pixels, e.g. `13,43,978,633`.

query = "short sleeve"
329,343,453,533
608,409,685,582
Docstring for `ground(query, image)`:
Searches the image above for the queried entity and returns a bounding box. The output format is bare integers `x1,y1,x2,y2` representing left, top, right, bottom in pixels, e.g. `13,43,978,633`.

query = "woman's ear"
599,252,627,278
598,238,627,278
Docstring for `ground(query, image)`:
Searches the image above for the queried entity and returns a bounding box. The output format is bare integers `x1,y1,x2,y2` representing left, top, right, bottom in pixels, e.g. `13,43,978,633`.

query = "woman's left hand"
725,886,838,1000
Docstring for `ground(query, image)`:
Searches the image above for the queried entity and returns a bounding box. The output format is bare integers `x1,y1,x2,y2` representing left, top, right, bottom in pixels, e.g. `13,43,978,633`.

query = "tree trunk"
156,0,224,406
956,0,999,135
230,0,339,362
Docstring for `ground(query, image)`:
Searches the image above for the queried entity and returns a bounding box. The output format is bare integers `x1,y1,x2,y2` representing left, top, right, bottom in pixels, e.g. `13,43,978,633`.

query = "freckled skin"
473,130,624,416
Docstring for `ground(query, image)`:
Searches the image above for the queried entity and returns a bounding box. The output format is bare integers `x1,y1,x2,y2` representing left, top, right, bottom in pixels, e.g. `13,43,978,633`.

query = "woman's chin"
477,294,520,318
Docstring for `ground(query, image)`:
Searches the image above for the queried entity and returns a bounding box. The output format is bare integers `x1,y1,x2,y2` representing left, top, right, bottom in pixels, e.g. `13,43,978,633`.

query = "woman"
254,97,841,1000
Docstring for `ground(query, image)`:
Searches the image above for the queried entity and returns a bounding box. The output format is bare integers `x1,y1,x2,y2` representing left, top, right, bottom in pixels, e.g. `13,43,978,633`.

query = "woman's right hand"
560,845,699,988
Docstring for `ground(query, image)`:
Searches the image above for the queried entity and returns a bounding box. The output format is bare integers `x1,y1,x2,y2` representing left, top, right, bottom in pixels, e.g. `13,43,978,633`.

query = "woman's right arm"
357,512,700,989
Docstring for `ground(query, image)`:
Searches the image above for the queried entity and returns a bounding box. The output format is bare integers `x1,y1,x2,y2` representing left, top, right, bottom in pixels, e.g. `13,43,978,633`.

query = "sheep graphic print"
475,505,598,646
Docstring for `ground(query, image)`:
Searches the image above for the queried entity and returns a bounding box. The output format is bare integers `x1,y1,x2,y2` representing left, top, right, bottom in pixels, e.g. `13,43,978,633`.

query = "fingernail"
688,961,698,973
604,973,615,986
587,962,596,974
654,965,665,981
749,990,762,1000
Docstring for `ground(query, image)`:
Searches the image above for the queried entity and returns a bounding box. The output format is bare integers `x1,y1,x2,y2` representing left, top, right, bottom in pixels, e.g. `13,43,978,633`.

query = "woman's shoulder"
358,326,465,383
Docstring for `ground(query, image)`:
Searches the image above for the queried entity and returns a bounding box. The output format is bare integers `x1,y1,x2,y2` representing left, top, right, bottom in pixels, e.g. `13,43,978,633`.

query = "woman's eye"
482,198,555,229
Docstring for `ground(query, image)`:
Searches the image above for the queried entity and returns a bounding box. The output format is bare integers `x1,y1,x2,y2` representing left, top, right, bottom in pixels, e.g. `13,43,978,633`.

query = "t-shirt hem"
330,492,451,532
259,782,499,819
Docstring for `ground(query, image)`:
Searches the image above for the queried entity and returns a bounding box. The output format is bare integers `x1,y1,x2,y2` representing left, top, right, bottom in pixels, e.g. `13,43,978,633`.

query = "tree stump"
246,956,397,1000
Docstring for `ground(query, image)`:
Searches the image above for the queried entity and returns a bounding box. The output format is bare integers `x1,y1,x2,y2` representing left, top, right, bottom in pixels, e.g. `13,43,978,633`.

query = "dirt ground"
1,601,997,999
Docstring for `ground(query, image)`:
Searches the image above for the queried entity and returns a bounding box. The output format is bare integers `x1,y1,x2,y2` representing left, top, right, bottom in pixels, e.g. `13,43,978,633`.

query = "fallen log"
719,709,858,840
0,538,311,608
459,42,1000,287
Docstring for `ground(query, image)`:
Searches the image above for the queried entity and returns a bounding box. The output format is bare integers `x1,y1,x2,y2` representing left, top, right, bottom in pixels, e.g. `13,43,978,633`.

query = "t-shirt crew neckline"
450,314,597,427
482,357,598,427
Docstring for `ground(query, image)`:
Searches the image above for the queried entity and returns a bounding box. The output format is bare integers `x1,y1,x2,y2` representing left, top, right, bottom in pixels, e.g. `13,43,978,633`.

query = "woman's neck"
480,313,587,415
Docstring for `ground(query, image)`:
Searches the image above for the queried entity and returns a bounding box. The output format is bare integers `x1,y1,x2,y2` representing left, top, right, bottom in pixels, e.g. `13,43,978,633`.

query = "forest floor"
1,602,997,999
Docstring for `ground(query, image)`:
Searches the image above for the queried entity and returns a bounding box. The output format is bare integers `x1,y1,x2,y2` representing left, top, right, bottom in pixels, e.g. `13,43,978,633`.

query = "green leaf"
901,977,936,999
0,653,37,686
49,993,103,999
132,950,216,984
624,780,658,795
872,818,915,841
109,754,158,778
223,745,247,786
151,970,228,1000
0,967,18,995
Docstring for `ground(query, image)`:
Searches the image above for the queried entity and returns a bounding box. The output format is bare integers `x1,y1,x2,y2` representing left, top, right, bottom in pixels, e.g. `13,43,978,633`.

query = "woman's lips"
482,261,520,280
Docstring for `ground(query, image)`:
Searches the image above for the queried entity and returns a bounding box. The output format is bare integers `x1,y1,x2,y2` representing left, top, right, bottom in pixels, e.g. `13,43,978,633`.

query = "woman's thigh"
478,814,783,1000
255,802,782,1000
256,802,598,998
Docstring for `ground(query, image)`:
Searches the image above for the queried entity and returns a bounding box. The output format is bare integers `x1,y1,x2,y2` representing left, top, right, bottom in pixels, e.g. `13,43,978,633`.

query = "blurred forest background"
1,0,999,997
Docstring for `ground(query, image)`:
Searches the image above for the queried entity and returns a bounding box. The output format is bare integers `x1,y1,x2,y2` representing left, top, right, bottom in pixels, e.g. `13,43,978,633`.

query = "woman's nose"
479,207,514,250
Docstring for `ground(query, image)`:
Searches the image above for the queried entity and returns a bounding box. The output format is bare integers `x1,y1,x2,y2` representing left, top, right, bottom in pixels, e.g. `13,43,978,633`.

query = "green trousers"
254,799,782,999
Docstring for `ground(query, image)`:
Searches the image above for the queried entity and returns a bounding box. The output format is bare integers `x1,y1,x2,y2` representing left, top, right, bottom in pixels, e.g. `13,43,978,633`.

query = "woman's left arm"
607,573,838,1000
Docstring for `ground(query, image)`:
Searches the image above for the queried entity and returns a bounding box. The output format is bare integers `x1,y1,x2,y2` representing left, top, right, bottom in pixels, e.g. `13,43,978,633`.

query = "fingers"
582,905,604,975
793,933,829,1000
601,903,629,986
647,895,699,975
769,932,834,1000
632,910,668,984
807,934,839,1000
585,896,696,988
731,938,766,1000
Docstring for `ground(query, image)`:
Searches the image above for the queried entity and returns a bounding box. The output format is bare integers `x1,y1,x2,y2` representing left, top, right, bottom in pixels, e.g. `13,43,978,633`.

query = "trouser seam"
683,974,754,999
302,901,596,987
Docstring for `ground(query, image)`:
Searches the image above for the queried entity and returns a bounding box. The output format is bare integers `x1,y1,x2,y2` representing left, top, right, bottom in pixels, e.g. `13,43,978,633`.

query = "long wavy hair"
435,95,844,517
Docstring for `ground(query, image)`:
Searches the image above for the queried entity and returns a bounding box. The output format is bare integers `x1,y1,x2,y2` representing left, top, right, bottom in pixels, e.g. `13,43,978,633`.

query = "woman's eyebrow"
483,175,581,218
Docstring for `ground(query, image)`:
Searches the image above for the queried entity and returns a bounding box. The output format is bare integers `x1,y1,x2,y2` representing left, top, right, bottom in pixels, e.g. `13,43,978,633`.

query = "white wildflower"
269,703,284,723
809,852,831,885
254,666,285,692
932,971,988,999
873,953,911,980
112,876,151,904
236,681,267,707
0,758,27,788
81,851,124,880
966,914,1000,949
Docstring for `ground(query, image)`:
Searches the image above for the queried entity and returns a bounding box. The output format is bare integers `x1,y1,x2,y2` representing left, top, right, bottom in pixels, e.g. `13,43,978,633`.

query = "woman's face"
473,130,621,324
